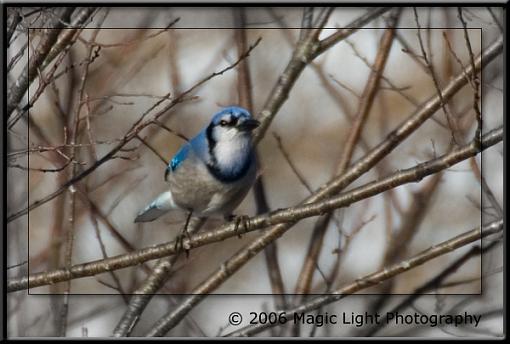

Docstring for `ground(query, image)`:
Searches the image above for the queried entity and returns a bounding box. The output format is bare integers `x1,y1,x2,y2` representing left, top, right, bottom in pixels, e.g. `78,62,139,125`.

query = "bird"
134,106,260,225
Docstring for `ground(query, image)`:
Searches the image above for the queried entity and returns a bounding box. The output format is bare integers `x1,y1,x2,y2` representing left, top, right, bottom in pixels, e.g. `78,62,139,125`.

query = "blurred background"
5,6,504,337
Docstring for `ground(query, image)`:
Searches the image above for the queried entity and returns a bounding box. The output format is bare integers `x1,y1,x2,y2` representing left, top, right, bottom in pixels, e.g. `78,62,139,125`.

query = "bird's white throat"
213,135,251,172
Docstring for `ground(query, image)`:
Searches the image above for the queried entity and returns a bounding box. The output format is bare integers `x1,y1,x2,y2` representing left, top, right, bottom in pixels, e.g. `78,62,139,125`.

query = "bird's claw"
228,214,251,239
173,233,190,258
174,215,193,258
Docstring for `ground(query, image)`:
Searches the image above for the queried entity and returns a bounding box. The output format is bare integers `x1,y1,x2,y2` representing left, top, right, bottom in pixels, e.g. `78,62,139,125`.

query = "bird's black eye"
220,120,228,126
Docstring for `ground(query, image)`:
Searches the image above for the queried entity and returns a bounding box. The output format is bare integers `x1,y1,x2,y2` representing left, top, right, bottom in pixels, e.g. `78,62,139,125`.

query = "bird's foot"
174,212,193,258
226,214,251,239
173,233,190,259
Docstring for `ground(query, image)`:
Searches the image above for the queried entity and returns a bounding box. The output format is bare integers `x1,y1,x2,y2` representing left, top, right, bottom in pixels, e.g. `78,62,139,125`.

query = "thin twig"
7,261,27,270
458,8,482,146
7,126,502,294
413,8,458,143
7,37,262,223
469,158,503,218
7,8,75,117
7,37,504,292
135,135,168,166
235,8,288,315
226,219,503,337
8,8,97,128
365,236,502,336
78,18,179,48
142,127,501,336
253,7,390,144
486,7,503,33
273,133,313,193
112,217,206,337
294,10,400,306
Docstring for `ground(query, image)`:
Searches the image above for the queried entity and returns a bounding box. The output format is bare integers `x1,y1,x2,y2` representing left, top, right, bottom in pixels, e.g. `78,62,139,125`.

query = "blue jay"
135,106,260,223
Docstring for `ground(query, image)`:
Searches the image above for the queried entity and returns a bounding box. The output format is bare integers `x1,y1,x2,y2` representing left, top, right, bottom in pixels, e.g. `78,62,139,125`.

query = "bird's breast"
167,153,256,216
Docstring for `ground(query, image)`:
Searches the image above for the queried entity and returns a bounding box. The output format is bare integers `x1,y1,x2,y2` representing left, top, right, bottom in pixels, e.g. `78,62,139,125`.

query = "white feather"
153,190,177,210
204,192,229,214
213,129,250,170
134,191,178,222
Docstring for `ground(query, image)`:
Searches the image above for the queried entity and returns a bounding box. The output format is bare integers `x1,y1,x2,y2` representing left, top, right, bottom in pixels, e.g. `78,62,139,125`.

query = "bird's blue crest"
210,106,252,125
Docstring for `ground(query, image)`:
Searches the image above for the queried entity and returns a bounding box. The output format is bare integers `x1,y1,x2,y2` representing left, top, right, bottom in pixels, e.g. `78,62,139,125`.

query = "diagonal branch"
6,34,503,292
7,37,262,223
141,33,502,333
112,217,206,337
8,8,99,129
6,7,75,117
226,219,503,337
7,126,502,294
365,236,501,336
293,10,400,301
234,8,288,312
253,7,391,144
316,8,391,55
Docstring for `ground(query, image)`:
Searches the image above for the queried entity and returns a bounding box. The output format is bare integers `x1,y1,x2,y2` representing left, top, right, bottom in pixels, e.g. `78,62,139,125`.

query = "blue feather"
165,144,190,181
170,144,190,171
137,106,258,222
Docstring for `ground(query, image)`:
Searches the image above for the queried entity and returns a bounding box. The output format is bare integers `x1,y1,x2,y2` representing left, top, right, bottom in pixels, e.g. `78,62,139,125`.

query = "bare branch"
365,236,502,336
235,9,288,314
458,8,482,146
413,8,458,142
273,133,313,193
149,127,502,336
317,8,391,54
294,10,400,303
7,126,502,294
112,217,206,337
7,37,262,223
7,8,75,117
226,219,503,337
253,7,389,144
135,135,168,166
78,18,179,48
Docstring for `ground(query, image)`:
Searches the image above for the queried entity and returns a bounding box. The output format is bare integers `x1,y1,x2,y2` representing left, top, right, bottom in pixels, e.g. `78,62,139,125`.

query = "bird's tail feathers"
134,206,168,223
134,191,177,223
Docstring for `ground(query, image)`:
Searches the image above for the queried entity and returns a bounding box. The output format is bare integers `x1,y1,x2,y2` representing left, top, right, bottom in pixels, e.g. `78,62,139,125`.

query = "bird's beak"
237,118,260,132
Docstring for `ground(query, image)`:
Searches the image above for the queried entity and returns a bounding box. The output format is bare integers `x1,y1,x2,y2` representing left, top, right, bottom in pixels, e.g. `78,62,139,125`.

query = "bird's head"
207,106,260,143
202,106,259,181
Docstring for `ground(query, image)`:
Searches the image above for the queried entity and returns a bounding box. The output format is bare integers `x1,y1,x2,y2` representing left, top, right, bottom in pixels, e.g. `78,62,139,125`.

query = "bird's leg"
175,210,193,258
225,214,251,239
174,235,184,256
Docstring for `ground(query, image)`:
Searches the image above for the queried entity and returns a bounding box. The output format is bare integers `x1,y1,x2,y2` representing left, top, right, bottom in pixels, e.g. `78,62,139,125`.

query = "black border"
2,2,506,340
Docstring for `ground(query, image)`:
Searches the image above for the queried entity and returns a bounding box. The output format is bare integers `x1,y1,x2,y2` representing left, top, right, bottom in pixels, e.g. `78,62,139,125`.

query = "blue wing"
165,144,190,181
